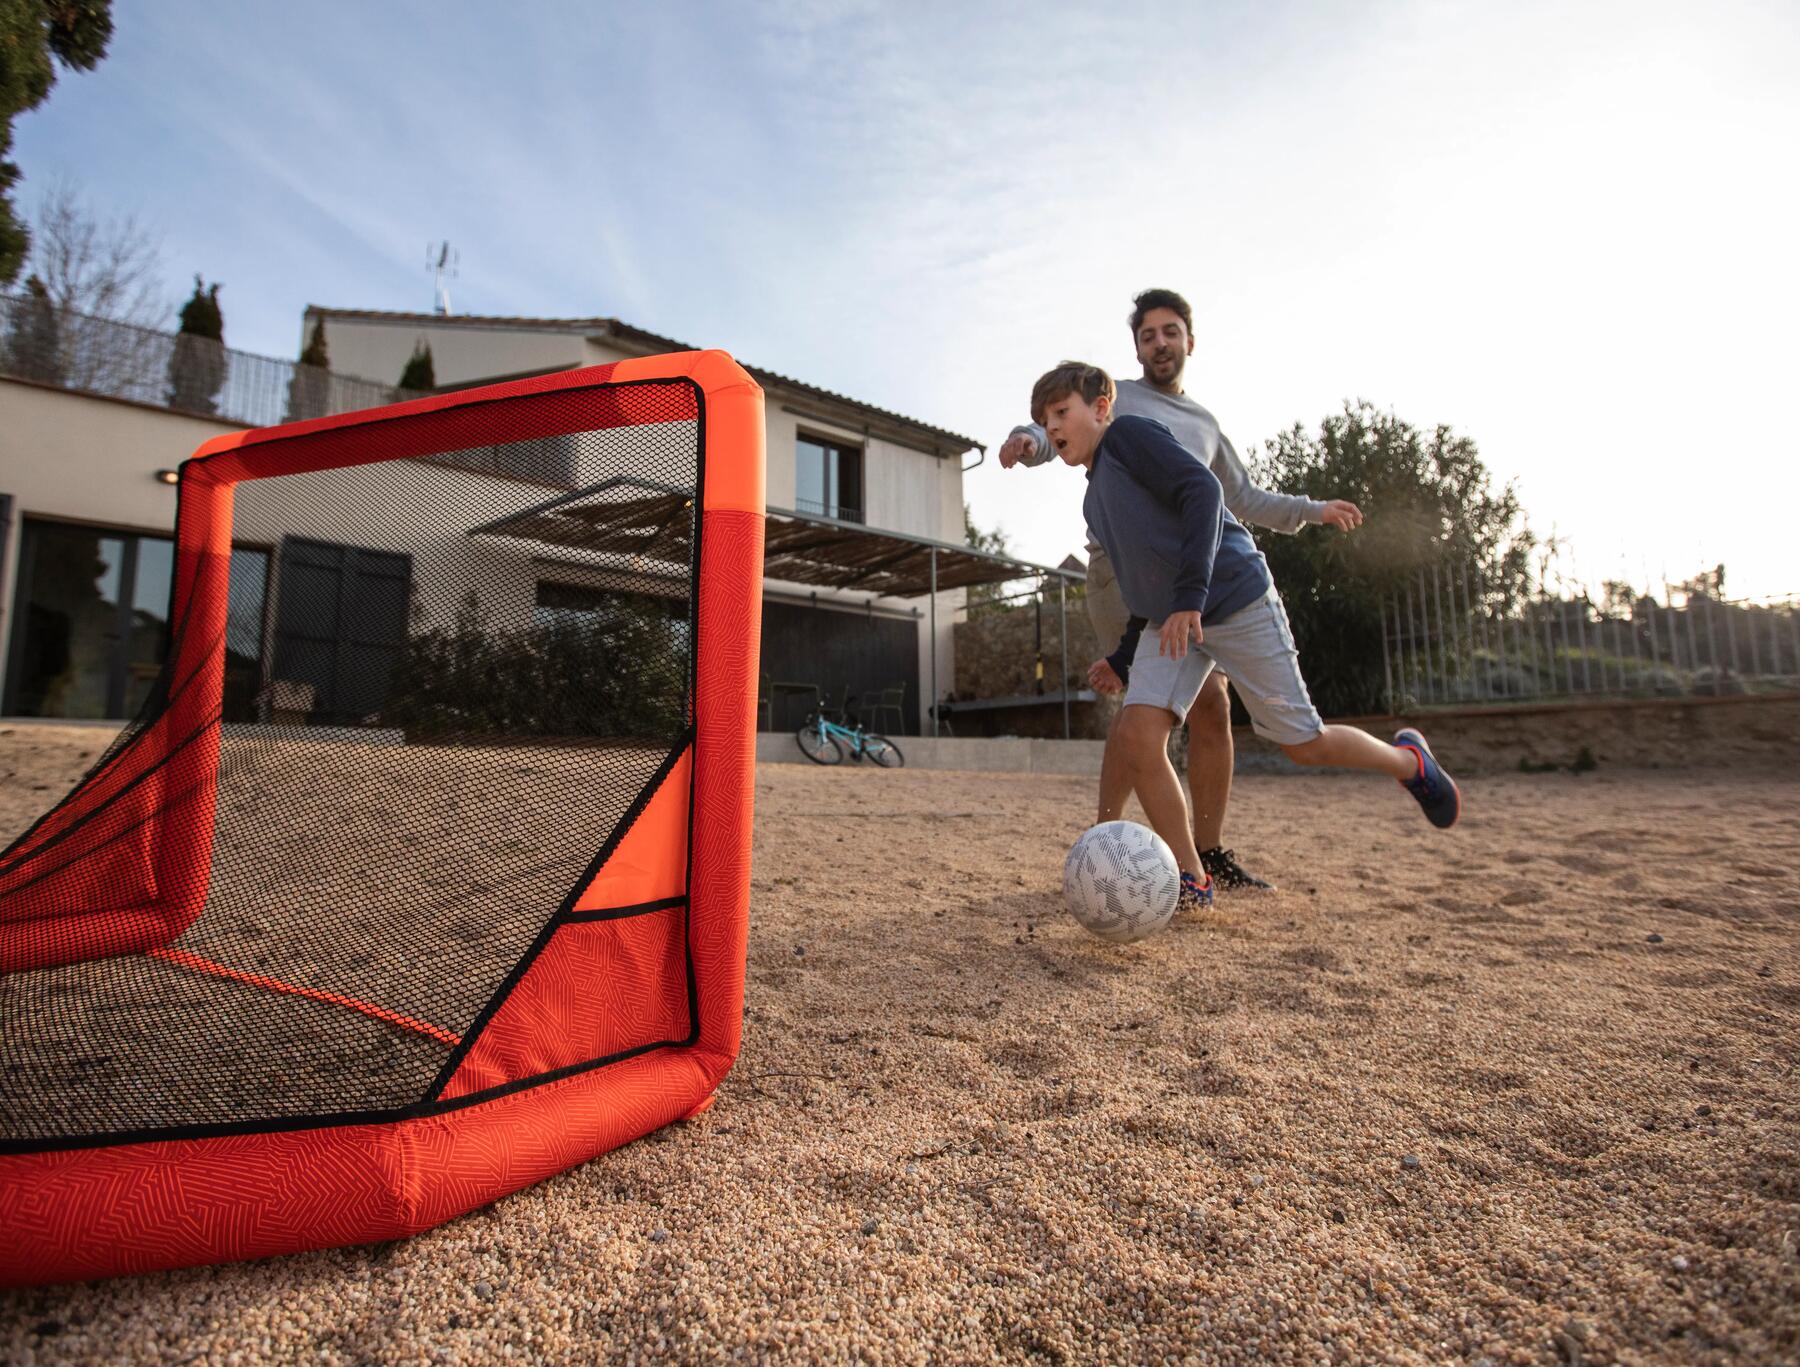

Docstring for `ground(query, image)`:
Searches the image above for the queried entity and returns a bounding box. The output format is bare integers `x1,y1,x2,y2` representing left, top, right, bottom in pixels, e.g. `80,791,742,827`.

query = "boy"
1000,288,1366,893
1031,361,1460,914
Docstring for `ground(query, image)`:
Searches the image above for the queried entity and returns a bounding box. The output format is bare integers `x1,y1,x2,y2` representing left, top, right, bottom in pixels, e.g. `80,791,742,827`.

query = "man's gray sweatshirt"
1010,378,1327,535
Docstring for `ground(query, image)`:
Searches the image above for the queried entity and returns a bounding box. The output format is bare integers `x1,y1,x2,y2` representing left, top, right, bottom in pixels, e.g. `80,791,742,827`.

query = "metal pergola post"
929,546,938,738
1058,575,1070,739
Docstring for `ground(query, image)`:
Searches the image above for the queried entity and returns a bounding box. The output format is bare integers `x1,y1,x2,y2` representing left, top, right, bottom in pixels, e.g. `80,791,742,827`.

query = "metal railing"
791,496,864,524
1382,560,1800,709
1,292,423,427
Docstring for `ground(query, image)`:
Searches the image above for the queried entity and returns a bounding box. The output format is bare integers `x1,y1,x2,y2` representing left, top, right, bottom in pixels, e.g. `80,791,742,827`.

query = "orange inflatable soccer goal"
0,353,764,1285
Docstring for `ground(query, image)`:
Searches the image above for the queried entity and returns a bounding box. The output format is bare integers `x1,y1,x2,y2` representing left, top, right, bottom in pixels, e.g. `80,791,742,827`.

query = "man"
999,288,1364,891
1029,360,1459,915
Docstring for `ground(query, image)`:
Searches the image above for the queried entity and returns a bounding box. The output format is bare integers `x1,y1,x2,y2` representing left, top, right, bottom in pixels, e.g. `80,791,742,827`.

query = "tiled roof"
305,307,983,454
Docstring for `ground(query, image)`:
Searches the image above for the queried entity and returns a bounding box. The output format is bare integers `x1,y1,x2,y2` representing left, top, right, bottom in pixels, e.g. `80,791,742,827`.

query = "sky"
14,0,1799,599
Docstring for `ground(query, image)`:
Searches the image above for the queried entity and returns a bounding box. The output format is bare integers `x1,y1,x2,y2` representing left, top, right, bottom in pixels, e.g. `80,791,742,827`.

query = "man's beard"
1144,352,1183,383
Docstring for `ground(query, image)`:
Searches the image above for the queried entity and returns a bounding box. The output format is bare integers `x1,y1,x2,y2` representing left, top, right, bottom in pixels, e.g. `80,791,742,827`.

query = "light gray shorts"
1122,587,1325,746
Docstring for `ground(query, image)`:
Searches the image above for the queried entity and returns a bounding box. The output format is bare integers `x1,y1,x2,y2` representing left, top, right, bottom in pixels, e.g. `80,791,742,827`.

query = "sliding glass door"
3,518,269,721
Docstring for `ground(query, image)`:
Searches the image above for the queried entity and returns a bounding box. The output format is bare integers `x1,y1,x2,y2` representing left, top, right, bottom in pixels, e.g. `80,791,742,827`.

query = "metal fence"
1382,560,1800,709
1,292,422,427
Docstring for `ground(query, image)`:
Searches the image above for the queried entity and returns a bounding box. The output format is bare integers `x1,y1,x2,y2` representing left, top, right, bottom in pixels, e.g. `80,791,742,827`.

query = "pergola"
470,478,1086,736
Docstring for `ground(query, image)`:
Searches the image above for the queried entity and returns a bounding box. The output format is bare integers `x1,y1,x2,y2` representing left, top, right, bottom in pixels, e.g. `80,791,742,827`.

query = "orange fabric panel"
0,1045,714,1286
187,364,687,487
441,745,693,1099
686,506,764,1086
601,351,765,517
571,747,692,912
0,481,231,972
438,906,689,1102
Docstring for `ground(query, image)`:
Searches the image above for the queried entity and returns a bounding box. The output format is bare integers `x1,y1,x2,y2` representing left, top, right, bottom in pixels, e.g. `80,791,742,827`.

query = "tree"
284,316,329,422
1676,564,1726,603
19,180,164,391
2,271,59,382
166,275,225,414
1252,400,1532,716
963,502,1019,618
396,338,435,394
1,1,114,286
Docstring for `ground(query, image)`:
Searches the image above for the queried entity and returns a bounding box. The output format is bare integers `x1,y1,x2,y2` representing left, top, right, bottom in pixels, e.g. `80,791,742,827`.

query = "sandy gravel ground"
2,725,1797,1364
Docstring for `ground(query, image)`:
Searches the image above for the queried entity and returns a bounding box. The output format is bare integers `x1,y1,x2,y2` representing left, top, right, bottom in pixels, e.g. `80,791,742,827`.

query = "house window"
1,518,269,721
794,435,863,523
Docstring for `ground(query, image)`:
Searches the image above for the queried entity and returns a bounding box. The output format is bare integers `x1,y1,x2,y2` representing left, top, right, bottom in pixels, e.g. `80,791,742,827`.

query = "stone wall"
1233,692,1800,776
762,693,1800,776
951,594,1112,738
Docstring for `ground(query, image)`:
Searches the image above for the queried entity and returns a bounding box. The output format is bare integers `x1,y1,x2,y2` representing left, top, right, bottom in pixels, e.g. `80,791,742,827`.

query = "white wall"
3,317,985,725
0,379,239,690
309,316,590,390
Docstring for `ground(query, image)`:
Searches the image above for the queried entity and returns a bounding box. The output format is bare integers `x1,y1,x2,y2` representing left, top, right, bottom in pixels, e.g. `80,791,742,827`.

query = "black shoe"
1199,846,1275,892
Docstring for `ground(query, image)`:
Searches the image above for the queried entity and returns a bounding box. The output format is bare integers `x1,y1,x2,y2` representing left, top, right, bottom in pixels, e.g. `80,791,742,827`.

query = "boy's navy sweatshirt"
1083,414,1273,678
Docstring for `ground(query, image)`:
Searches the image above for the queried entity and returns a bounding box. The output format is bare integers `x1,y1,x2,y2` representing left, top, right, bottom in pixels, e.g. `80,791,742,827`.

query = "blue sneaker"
1177,870,1215,916
1395,728,1460,829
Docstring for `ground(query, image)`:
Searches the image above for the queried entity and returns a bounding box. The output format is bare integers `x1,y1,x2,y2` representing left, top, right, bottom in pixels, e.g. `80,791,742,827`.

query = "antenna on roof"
427,241,459,315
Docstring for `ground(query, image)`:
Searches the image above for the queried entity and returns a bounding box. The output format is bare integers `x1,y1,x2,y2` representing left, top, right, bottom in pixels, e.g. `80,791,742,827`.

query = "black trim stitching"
0,708,222,895
0,1034,695,1155
562,895,688,926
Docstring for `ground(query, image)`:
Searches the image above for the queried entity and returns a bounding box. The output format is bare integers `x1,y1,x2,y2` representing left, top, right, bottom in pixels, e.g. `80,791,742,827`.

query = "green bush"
382,592,688,743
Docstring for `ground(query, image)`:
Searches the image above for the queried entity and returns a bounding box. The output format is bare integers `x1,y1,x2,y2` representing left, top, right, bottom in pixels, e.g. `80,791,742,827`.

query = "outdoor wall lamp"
154,469,180,485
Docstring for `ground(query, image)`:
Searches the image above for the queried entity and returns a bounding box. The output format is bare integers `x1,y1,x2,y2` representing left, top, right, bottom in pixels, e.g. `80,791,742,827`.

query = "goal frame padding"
0,351,764,1285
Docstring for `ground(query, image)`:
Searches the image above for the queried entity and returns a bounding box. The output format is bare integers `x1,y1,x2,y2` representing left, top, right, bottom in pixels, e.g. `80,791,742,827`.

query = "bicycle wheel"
795,718,844,766
865,734,905,768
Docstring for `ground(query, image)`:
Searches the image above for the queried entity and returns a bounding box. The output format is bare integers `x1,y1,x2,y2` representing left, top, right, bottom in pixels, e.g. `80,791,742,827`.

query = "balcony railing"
1,292,424,427
791,496,864,524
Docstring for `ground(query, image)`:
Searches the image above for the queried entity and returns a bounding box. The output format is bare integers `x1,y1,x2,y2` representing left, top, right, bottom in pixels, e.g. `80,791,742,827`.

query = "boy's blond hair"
1029,361,1115,426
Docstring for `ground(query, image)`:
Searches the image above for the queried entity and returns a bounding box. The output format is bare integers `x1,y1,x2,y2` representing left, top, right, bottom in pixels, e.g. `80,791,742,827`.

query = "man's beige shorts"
1083,547,1132,656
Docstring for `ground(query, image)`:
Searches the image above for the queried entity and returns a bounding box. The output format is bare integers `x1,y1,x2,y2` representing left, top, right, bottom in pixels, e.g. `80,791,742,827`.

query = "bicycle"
795,704,905,768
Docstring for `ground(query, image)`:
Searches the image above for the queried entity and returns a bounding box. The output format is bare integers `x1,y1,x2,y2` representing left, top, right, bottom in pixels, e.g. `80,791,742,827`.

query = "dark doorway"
270,537,411,725
759,598,919,733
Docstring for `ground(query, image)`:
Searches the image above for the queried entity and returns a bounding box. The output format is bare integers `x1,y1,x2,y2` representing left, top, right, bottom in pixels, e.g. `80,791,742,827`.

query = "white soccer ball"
1062,821,1181,944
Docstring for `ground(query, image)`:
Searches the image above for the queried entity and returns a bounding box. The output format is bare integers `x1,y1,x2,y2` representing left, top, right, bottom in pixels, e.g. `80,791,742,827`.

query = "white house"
0,298,989,734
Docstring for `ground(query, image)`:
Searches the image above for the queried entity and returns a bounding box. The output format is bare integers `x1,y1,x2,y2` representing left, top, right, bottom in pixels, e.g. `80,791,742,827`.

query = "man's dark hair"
1129,288,1193,337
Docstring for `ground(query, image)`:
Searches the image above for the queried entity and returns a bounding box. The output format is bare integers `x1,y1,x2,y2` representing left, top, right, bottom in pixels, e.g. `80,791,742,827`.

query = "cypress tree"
396,338,435,395
3,273,62,384
285,315,330,421
166,275,225,413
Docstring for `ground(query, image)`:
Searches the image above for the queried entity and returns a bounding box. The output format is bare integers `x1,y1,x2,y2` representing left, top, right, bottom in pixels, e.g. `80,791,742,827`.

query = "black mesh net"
0,381,702,1146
